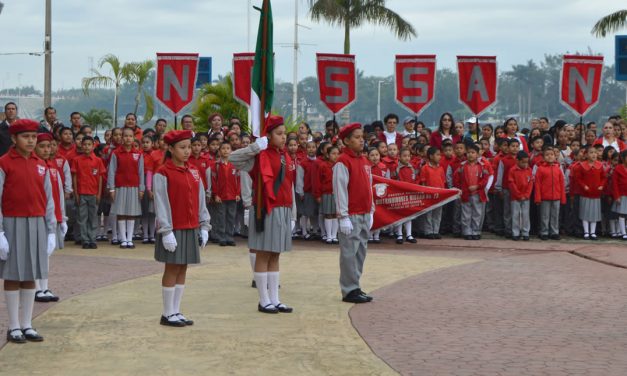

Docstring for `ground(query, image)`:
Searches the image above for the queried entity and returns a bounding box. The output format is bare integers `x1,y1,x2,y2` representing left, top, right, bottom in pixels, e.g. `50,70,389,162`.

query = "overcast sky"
0,0,621,91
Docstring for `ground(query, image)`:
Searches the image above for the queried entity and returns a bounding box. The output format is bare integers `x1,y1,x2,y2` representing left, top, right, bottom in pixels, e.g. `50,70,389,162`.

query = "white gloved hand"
200,229,209,248
60,222,68,237
255,136,268,151
339,217,353,236
162,232,178,253
244,209,250,225
291,220,296,232
368,213,374,231
0,232,9,261
47,233,56,256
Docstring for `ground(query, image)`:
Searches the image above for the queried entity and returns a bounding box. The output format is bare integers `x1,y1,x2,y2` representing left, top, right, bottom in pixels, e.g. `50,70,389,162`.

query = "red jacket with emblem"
0,148,49,216
454,160,492,203
575,160,607,199
507,165,533,201
533,162,566,204
211,159,240,201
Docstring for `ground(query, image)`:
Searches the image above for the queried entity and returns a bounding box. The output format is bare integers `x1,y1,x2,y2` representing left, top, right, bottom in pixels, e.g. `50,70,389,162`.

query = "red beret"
37,132,54,143
265,115,284,134
163,130,193,145
9,119,40,135
338,122,362,140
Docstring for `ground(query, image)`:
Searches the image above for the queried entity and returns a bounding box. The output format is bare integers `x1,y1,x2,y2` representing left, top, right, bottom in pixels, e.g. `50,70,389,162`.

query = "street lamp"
377,80,388,121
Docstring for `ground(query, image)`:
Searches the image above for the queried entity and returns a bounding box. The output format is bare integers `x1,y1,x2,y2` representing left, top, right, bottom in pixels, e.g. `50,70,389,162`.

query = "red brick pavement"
0,254,162,349
350,251,627,376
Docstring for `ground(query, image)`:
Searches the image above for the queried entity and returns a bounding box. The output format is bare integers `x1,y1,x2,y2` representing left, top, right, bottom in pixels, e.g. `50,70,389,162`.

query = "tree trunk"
344,16,350,54
134,88,141,116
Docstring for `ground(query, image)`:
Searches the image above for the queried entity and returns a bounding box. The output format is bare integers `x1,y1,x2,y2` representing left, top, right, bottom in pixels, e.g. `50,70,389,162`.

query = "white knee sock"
300,217,308,236
619,217,626,235
610,220,617,235
110,215,117,240
318,214,325,237
249,252,256,272
19,289,36,329
126,220,135,242
162,286,175,317
404,221,413,237
267,272,280,306
331,219,339,240
590,221,597,235
254,272,271,307
324,219,333,241
582,220,589,234
4,290,20,330
118,220,127,242
173,284,184,314
373,230,380,240
40,279,48,291
395,224,403,237
35,280,41,291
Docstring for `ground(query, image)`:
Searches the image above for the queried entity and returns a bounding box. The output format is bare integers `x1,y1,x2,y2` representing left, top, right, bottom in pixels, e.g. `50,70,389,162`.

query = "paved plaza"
0,237,626,375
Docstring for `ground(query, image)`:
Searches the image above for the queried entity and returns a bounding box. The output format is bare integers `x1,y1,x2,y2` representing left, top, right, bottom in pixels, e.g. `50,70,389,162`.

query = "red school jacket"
575,161,607,199
507,165,533,201
612,164,627,201
0,148,49,217
454,160,492,203
497,154,517,190
533,161,566,204
211,159,241,201
371,162,390,178
419,163,446,188
188,154,211,189
396,163,416,184
71,153,106,196
315,160,335,198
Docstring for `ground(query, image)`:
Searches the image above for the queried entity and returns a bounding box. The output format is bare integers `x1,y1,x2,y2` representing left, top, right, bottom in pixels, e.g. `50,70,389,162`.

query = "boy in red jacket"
533,147,566,240
508,151,533,241
212,142,241,246
495,138,520,238
395,148,417,244
455,143,492,240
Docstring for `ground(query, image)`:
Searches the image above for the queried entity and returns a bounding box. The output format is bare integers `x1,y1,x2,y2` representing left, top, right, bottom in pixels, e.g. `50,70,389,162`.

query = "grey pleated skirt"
0,217,48,281
296,194,305,216
612,196,627,215
302,193,317,217
111,187,142,216
56,223,64,250
248,206,292,253
579,197,602,222
154,229,200,265
320,194,336,215
141,193,154,215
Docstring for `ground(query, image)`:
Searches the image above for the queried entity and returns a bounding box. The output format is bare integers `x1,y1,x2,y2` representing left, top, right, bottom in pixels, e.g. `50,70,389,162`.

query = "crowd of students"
1,99,627,340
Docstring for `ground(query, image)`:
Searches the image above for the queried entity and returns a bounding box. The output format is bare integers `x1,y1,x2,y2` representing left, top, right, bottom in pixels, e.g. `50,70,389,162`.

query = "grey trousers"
511,199,530,237
78,195,98,244
461,195,485,236
540,200,560,236
66,195,80,241
490,192,504,233
214,200,237,243
452,199,462,235
503,189,512,234
339,214,368,297
208,202,219,240
424,207,443,235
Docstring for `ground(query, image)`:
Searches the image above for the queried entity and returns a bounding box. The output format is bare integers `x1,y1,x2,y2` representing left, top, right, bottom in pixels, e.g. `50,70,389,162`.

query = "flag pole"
255,0,270,232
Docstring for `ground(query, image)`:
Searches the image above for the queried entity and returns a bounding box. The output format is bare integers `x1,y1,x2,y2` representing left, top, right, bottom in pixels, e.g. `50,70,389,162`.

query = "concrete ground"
0,236,625,375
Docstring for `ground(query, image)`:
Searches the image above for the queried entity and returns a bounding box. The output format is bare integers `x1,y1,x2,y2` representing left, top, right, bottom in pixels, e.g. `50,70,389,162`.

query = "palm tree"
127,59,155,125
192,74,248,133
308,0,417,54
82,54,132,127
592,9,627,37
81,108,113,135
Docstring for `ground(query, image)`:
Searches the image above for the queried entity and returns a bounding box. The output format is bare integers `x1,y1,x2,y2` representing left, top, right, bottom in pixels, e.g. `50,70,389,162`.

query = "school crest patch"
92,168,99,175
374,183,388,198
37,165,46,177
132,153,140,161
190,169,200,182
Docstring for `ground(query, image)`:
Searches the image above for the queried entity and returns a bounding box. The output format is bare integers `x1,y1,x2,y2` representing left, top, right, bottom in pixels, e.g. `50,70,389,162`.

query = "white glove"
291,220,296,232
162,232,177,253
0,232,9,261
244,209,250,225
339,217,353,236
47,233,56,256
368,213,374,231
60,222,68,237
255,136,268,151
200,229,209,248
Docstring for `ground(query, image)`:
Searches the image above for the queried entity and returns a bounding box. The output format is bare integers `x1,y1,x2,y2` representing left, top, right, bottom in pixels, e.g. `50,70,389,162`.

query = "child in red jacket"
317,146,340,244
612,150,627,239
508,151,533,241
455,143,492,240
295,141,319,240
575,146,607,240
367,147,387,243
141,135,156,244
419,147,446,239
495,138,520,238
212,142,241,246
395,148,417,244
534,148,567,240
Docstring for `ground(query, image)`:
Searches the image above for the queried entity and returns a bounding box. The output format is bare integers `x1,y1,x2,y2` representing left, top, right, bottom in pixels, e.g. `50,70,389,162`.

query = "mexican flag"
251,0,274,137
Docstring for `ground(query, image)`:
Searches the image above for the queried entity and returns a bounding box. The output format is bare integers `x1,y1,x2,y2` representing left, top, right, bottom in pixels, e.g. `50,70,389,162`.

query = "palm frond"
592,9,627,37
81,75,113,96
141,90,154,125
309,0,346,26
99,54,121,78
359,1,417,40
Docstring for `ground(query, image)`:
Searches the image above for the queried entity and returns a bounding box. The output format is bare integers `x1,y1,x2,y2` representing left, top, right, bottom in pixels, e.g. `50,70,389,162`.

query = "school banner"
155,53,199,115
457,56,498,116
316,53,356,114
372,175,460,231
560,55,604,117
232,53,256,107
394,55,437,116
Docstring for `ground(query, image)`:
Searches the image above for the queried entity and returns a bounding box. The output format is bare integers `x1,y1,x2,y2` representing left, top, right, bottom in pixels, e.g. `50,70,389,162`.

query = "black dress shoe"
160,315,186,327
275,303,293,313
357,289,374,302
395,237,403,244
6,329,26,344
550,234,561,240
522,236,530,241
464,235,473,240
405,236,417,244
227,241,236,246
111,239,121,245
22,328,43,342
251,279,257,288
142,239,151,244
258,304,279,314
34,291,50,303
511,236,520,241
219,241,227,247
434,234,442,239
472,235,481,240
127,242,135,249
75,240,83,245
342,289,371,304
175,313,194,326
43,290,59,302
539,235,549,240
89,243,98,249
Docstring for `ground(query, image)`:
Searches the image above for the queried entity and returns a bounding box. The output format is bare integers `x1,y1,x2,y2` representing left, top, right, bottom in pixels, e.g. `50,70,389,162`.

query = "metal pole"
247,0,251,51
44,0,52,107
291,0,298,121
377,80,383,121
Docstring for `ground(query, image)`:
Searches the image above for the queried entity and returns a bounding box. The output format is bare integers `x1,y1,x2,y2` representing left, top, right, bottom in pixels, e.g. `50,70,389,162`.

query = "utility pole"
292,0,298,121
44,0,52,107
247,0,251,51
377,80,385,121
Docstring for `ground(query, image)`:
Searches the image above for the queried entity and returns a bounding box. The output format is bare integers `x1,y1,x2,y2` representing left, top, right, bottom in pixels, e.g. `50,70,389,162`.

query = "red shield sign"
316,53,356,114
155,53,199,115
560,55,604,117
394,55,436,116
232,53,255,107
457,56,498,116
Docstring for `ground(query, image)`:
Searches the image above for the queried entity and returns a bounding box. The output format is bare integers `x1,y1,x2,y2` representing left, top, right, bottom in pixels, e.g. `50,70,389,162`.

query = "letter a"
466,66,489,102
